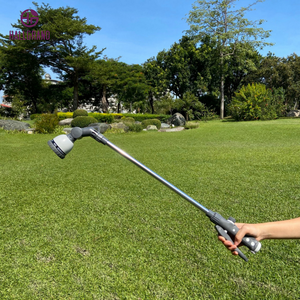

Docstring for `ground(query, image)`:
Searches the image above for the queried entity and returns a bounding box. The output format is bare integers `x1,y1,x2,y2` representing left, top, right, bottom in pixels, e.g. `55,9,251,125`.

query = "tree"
87,58,124,112
0,44,44,113
144,35,218,115
143,56,169,113
147,36,213,99
116,64,150,113
224,42,262,102
4,2,103,111
247,53,300,110
286,54,300,109
175,91,206,120
186,0,272,118
88,60,150,113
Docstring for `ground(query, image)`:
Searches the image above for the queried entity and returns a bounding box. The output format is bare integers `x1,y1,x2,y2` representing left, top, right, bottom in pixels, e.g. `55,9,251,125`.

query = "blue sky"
1,0,300,102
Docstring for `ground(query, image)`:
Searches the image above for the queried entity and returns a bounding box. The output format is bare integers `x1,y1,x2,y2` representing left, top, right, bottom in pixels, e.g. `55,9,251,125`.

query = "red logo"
21,9,39,28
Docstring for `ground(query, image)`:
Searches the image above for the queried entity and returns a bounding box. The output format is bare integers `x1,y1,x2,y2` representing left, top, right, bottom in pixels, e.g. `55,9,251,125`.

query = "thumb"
233,223,248,246
234,224,258,246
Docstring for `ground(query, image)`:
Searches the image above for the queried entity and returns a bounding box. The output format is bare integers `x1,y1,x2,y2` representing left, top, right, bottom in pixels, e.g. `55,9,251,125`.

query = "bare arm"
219,217,300,255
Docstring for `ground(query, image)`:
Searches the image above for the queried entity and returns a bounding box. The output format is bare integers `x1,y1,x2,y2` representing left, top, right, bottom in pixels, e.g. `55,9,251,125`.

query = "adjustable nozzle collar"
48,127,109,159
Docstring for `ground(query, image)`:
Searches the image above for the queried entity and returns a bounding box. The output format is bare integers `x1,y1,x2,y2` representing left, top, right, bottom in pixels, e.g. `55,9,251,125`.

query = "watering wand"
48,127,261,262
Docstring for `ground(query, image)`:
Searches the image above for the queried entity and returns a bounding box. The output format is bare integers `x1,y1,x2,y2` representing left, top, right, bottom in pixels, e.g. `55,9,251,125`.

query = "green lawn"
1,119,300,299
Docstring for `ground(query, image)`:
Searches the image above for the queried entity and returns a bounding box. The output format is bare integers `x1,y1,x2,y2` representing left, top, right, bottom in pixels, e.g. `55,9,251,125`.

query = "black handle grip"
207,210,261,260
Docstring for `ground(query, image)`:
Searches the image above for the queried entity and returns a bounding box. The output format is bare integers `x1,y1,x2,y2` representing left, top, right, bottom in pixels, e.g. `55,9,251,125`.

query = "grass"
1,119,300,299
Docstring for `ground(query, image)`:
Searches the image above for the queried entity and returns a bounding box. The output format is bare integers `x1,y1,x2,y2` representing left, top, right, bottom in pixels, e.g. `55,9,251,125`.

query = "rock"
168,113,186,126
146,125,158,131
24,128,36,134
89,122,111,134
110,122,129,132
159,126,185,132
59,118,73,126
287,110,300,117
63,128,72,134
134,121,142,125
161,123,170,129
0,120,31,131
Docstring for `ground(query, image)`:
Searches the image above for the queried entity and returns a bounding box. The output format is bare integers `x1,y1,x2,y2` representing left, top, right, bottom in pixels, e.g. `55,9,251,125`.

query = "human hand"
218,223,262,256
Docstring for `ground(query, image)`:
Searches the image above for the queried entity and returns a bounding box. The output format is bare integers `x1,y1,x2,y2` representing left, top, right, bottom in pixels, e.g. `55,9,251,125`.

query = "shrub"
57,112,73,120
184,122,200,130
175,92,206,121
268,87,286,118
111,113,123,119
71,116,98,128
73,109,88,118
35,114,59,134
121,113,171,122
121,117,135,123
141,119,161,129
228,83,285,121
199,94,220,113
88,113,114,124
30,114,41,120
57,112,171,123
127,123,143,132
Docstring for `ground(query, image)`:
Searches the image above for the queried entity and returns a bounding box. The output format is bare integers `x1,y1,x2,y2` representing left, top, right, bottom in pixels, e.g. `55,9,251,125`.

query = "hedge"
121,113,170,122
71,116,98,128
55,112,171,123
88,113,114,124
141,119,161,130
57,112,73,120
73,109,88,118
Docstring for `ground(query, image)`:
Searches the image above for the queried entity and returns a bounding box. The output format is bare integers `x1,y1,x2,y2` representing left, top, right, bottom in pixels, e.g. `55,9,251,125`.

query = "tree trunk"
117,101,121,113
32,97,38,113
149,92,154,114
73,77,79,111
220,76,225,119
101,86,108,113
220,53,225,119
294,99,298,110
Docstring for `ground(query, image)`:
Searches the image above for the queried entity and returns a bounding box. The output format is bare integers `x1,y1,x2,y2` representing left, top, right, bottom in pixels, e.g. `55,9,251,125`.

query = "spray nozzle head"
47,127,108,159
47,133,75,159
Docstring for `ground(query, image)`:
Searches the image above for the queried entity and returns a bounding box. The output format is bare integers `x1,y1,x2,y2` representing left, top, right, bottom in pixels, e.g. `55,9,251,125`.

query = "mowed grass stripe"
0,119,300,299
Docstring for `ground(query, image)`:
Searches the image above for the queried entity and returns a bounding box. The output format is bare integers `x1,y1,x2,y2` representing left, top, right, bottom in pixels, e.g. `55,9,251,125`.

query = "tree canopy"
0,1,297,120
0,2,103,111
186,0,272,118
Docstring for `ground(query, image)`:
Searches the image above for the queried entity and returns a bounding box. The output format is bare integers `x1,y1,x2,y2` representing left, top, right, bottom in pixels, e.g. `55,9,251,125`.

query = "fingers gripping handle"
215,225,248,261
207,210,261,260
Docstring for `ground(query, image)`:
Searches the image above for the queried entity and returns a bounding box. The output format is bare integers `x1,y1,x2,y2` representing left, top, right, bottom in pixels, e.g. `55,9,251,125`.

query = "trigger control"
228,216,236,223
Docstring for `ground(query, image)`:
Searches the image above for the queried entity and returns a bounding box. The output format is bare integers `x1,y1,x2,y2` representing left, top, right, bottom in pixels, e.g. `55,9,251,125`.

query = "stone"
63,128,72,134
110,122,129,132
159,126,185,132
146,125,158,131
59,118,73,126
287,110,300,117
168,113,186,126
0,120,31,131
24,128,36,134
161,123,170,129
89,122,111,134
